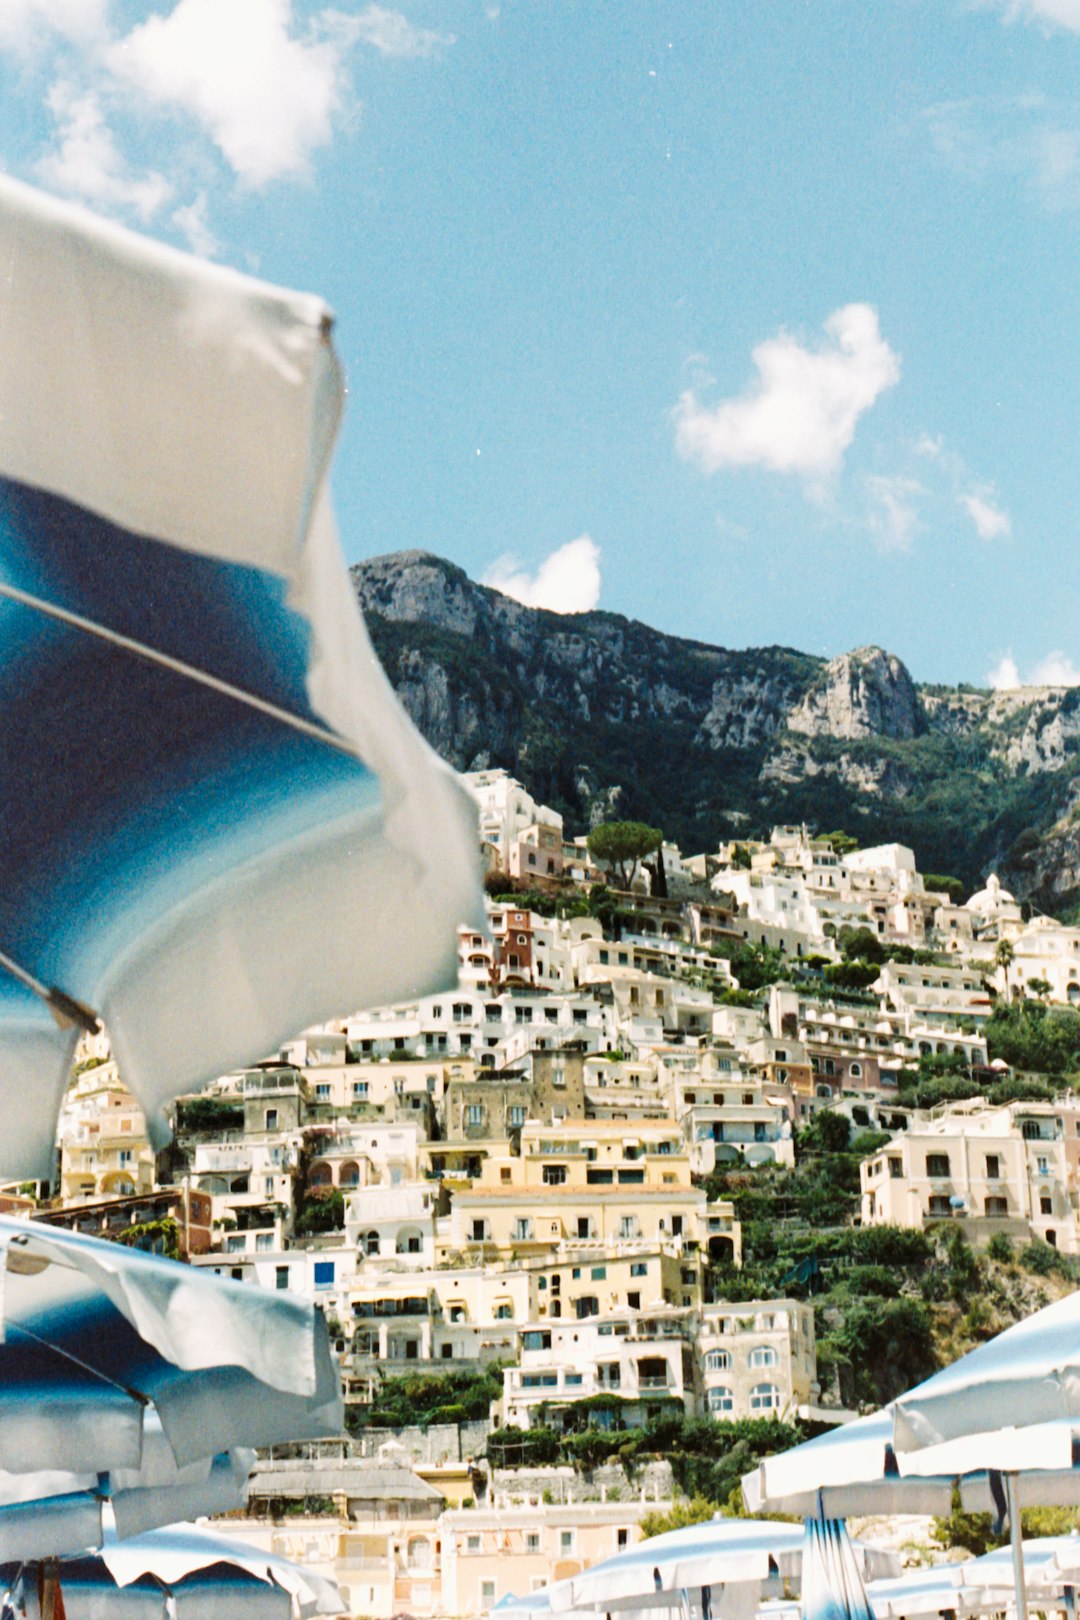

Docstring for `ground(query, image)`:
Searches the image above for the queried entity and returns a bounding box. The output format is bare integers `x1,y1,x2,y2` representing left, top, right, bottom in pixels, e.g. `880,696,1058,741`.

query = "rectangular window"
315,1084,331,1100
275,1266,289,1290
985,1154,1001,1179
618,1169,645,1185
591,1265,607,1280
587,1169,614,1185
465,1105,484,1126
526,1534,540,1553
630,1261,647,1277
926,1153,950,1179
352,1082,368,1098
509,1106,527,1127
543,1165,567,1186
314,1260,335,1286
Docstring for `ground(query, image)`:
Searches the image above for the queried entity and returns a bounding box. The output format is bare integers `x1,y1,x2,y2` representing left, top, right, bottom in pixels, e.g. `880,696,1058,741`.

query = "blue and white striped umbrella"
0,1217,341,1561
0,174,482,1179
2,1520,345,1619
555,1519,897,1615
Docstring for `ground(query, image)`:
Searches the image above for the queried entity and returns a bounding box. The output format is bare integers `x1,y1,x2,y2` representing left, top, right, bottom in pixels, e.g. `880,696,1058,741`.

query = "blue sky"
1,0,1079,685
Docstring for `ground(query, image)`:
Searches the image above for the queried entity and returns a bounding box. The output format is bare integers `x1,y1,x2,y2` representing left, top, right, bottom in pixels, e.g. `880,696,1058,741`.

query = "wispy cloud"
674,303,900,485
961,490,1012,539
998,1,1080,35
912,432,1013,543
989,648,1080,687
866,474,924,552
343,4,454,58
484,536,602,614
37,80,172,220
922,94,1080,211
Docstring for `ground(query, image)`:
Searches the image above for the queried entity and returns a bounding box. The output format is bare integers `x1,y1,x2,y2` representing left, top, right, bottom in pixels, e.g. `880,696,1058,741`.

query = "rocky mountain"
353,550,1080,912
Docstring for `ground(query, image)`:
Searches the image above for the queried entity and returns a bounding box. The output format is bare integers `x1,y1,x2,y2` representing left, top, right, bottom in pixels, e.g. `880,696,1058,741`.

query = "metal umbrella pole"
1005,1474,1029,1620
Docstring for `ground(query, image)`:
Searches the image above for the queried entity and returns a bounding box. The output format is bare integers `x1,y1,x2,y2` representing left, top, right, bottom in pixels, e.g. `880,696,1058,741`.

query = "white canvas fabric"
892,1291,1080,1460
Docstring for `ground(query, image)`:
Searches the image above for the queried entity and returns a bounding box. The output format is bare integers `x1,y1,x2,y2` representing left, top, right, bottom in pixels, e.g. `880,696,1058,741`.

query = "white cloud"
37,80,172,220
988,652,1022,690
0,0,107,49
172,191,218,256
483,536,601,614
108,0,351,186
867,474,923,552
343,4,453,57
961,490,1012,539
988,649,1080,687
1030,651,1080,684
674,303,900,483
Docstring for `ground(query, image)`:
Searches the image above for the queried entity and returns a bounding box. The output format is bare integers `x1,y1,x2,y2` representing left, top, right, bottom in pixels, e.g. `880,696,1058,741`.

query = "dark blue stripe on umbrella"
0,474,379,1007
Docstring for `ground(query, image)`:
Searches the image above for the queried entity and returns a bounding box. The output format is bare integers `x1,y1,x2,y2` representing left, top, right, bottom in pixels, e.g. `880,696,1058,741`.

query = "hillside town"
15,765,1080,1617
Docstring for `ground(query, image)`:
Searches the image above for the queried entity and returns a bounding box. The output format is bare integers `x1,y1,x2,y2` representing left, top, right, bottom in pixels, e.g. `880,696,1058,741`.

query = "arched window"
707,1387,734,1413
749,1346,778,1369
751,1382,780,1411
705,1350,731,1371
364,1230,379,1256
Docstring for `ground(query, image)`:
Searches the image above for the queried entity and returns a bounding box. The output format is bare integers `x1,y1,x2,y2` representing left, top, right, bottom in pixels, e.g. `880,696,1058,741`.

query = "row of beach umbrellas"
496,1527,1080,1620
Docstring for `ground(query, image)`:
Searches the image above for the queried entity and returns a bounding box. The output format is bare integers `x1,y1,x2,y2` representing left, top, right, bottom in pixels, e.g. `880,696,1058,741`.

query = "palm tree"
995,937,1015,1001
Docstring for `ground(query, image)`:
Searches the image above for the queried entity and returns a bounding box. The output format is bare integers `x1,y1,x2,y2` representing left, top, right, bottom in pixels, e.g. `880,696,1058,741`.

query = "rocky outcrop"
786,647,925,741
351,550,1080,904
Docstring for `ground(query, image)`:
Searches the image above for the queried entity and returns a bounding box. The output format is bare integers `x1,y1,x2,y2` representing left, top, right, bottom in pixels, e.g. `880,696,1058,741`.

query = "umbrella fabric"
0,1218,341,1560
867,1568,1013,1619
741,1410,959,1518
0,173,482,1178
0,1219,341,1477
800,1520,874,1620
964,1535,1080,1590
891,1293,1080,1467
557,1519,897,1614
3,1521,345,1619
0,1445,253,1563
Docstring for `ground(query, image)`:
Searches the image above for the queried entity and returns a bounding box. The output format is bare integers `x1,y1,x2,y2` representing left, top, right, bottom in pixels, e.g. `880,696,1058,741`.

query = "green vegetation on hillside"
347,1365,506,1431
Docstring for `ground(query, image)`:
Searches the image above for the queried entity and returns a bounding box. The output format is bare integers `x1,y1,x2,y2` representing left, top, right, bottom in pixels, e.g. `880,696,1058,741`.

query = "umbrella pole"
1005,1473,1028,1620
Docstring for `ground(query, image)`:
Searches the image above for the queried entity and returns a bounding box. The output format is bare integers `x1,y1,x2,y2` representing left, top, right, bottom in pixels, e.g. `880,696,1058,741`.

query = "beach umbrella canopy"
866,1568,1015,1620
554,1519,898,1615
0,1217,340,1561
0,173,482,1179
889,1292,1080,1472
744,1292,1080,1620
2,1520,345,1619
963,1535,1080,1592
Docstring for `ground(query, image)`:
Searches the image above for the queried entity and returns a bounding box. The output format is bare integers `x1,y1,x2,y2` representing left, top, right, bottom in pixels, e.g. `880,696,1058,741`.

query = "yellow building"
445,1120,740,1295
58,1065,156,1202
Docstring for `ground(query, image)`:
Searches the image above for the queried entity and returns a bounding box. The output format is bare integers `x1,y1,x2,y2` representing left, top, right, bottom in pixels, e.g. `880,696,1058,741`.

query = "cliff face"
353,551,1080,910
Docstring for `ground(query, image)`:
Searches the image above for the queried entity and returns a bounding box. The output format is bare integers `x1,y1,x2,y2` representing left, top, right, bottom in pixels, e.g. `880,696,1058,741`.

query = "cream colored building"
441,1502,649,1615
861,1099,1080,1250
445,1120,740,1278
58,1065,156,1202
501,1294,815,1428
